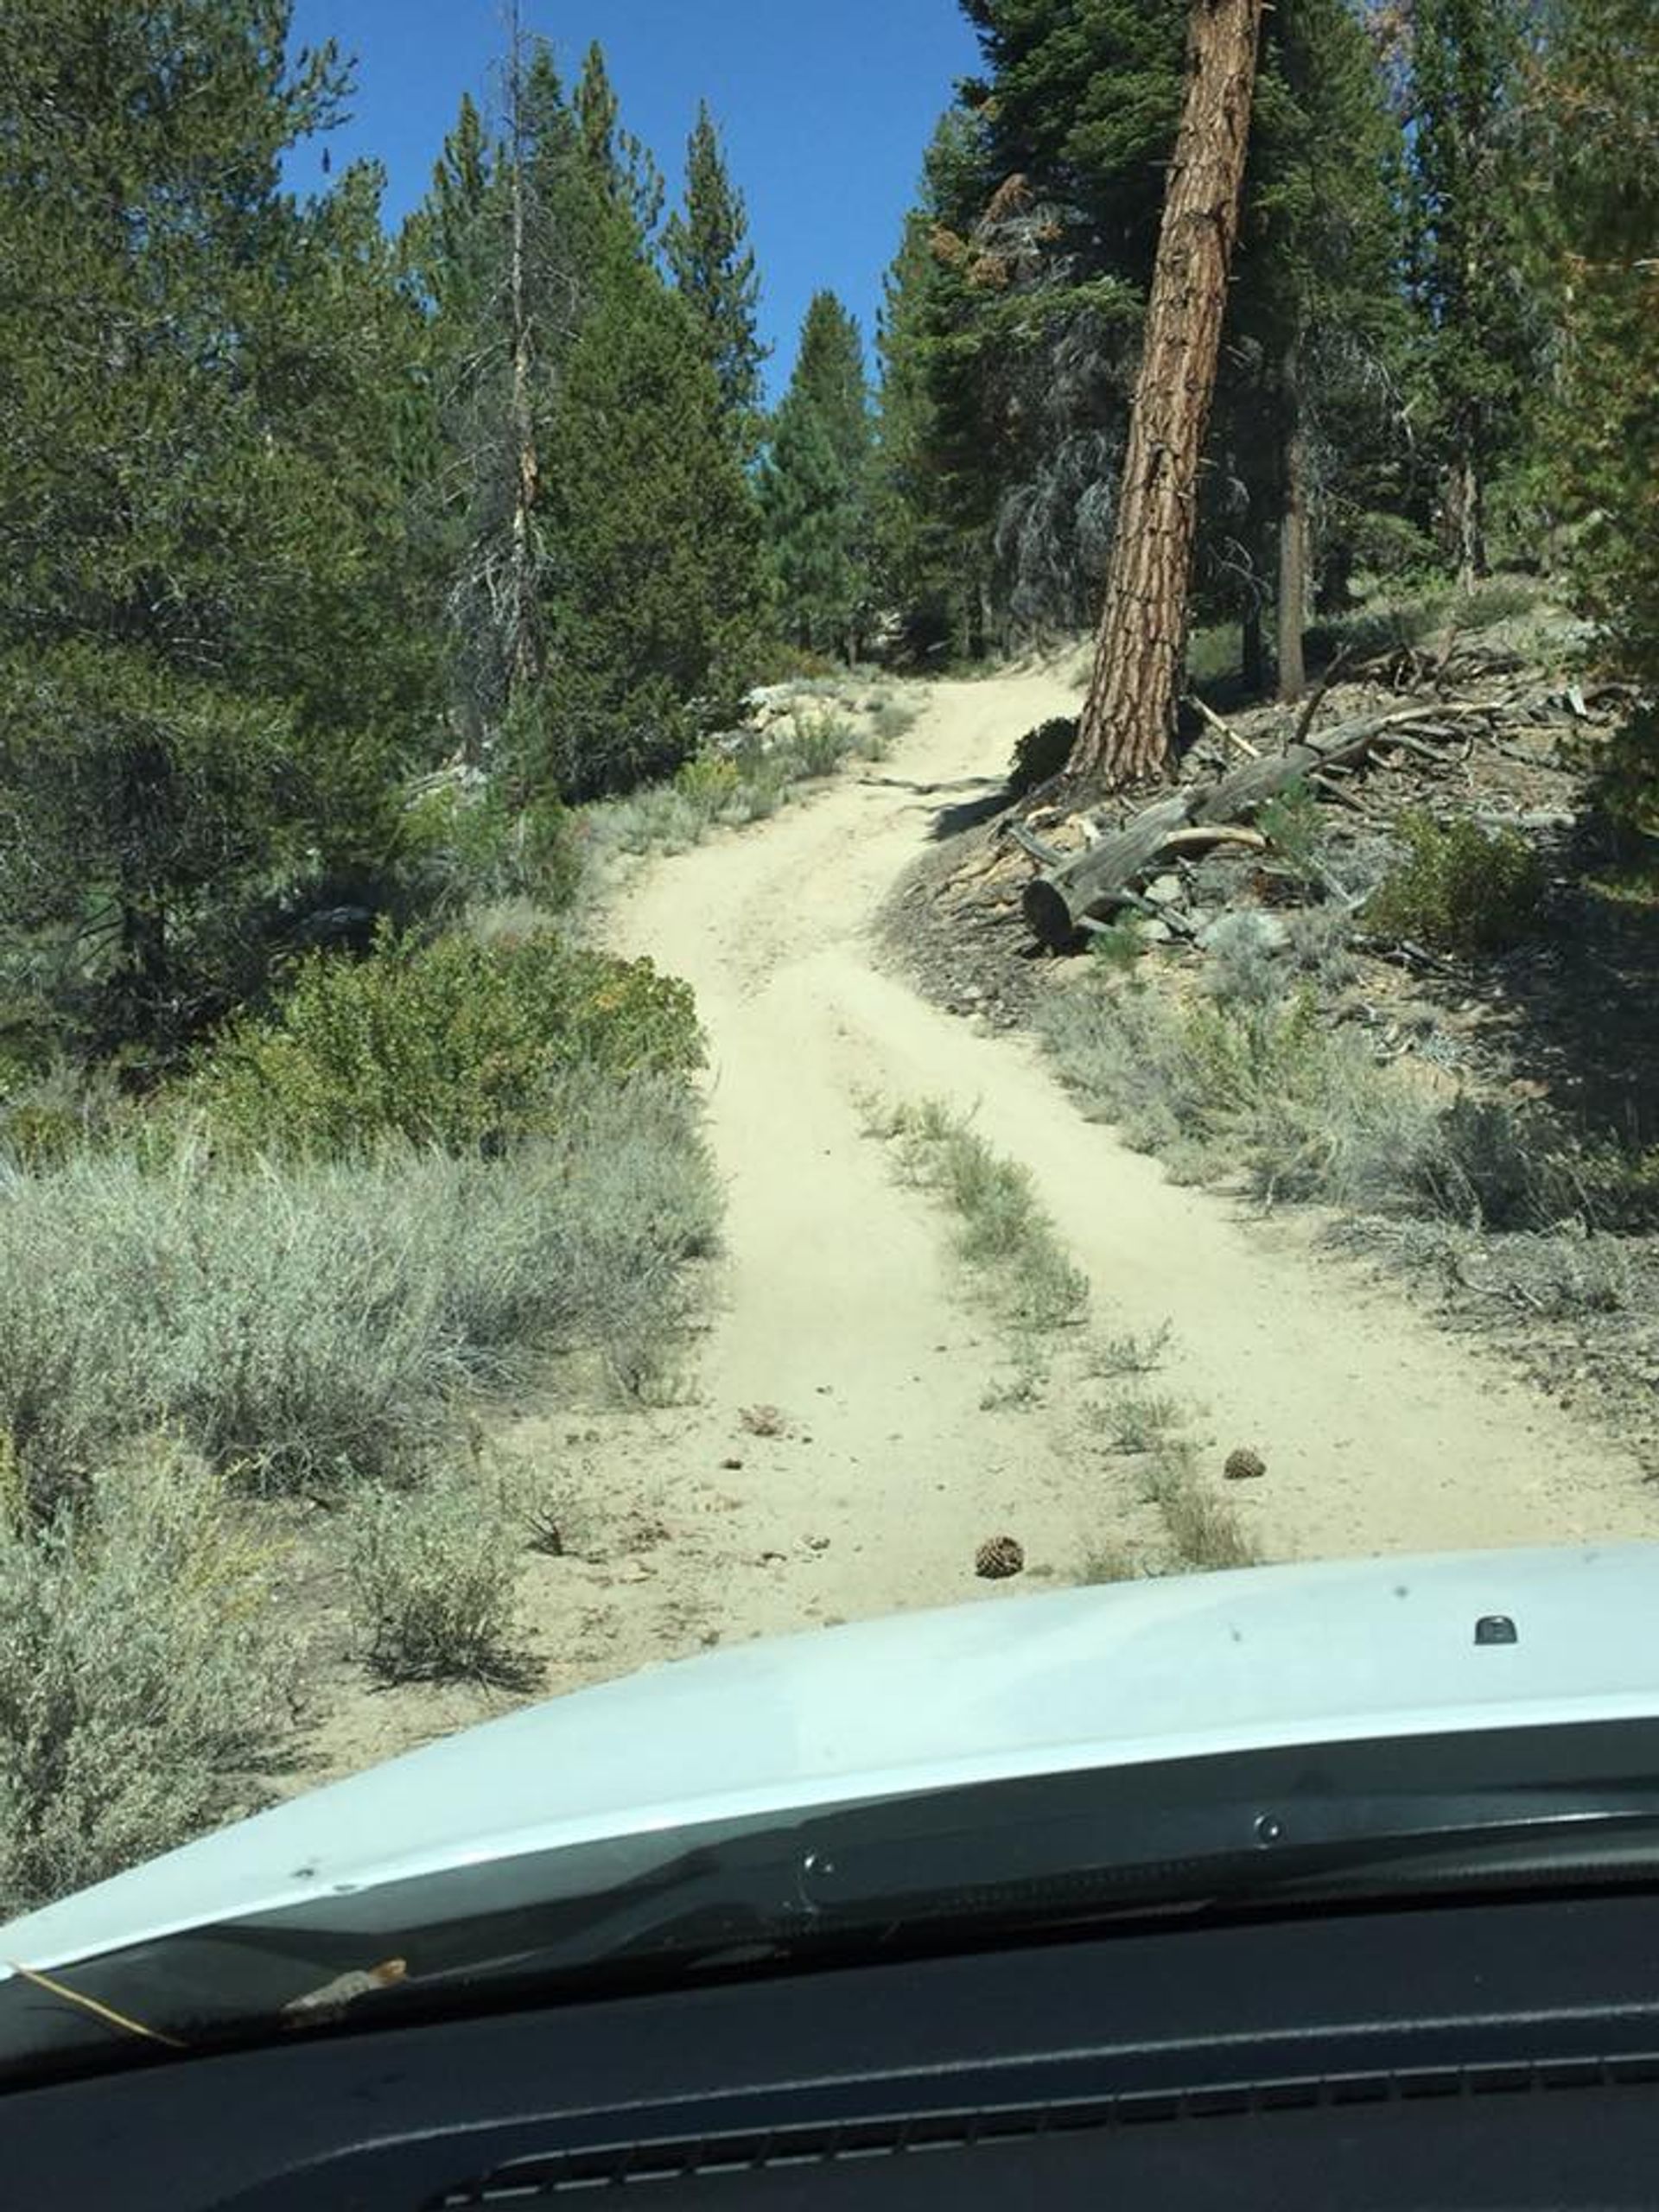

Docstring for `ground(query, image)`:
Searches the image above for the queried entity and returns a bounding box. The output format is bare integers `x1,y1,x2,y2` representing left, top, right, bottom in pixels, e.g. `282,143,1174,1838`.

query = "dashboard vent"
433,2050,1659,2202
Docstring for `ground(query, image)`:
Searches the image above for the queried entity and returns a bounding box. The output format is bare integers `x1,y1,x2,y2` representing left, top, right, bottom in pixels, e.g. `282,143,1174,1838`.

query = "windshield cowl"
8,1713,1659,2088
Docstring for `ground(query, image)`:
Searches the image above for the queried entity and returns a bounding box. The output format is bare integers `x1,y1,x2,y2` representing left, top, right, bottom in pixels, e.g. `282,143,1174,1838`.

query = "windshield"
0,0,1656,2082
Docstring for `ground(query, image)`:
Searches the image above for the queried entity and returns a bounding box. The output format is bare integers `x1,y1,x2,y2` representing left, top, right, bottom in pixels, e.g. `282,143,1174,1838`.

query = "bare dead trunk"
1065,0,1264,791
1241,599,1266,694
1276,337,1307,704
1453,413,1486,593
506,0,540,704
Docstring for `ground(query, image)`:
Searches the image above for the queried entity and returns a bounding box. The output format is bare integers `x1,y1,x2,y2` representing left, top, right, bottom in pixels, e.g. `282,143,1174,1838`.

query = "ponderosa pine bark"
1065,0,1265,788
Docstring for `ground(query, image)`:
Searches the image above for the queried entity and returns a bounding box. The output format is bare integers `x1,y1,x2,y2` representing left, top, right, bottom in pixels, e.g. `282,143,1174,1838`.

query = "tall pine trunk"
506,2,541,707
1065,0,1264,790
1276,334,1307,704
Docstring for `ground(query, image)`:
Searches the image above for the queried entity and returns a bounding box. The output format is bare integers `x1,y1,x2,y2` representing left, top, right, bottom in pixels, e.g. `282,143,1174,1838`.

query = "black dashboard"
5,1887,1659,2208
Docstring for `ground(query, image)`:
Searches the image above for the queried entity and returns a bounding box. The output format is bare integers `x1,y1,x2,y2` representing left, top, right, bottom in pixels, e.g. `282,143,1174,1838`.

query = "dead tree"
505,0,541,704
1276,330,1308,704
1065,0,1266,790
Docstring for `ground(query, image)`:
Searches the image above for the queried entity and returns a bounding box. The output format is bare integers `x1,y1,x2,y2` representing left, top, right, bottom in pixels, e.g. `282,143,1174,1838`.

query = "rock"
1135,918,1174,944
1145,873,1184,906
1224,1446,1267,1481
975,1534,1026,1580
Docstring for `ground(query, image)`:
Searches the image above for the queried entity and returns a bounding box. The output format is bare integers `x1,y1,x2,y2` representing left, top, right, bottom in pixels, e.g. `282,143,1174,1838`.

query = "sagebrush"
0,1444,296,1913
0,1077,720,1510
347,1471,528,1684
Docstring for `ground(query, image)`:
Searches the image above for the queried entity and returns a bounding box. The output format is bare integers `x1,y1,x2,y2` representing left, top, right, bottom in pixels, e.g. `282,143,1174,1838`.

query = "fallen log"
1022,793,1196,947
1022,705,1486,947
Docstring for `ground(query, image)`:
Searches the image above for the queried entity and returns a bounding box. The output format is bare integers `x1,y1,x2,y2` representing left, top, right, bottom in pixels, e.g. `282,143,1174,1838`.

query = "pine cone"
1224,1446,1267,1481
975,1534,1026,1580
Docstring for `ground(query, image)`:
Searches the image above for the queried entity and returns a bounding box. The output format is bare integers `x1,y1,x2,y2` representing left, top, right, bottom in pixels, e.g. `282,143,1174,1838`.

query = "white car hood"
4,1541,1657,1974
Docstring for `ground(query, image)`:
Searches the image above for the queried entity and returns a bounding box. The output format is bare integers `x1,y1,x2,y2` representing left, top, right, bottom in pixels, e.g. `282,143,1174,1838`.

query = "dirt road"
575,674,1656,1637
306,671,1656,1776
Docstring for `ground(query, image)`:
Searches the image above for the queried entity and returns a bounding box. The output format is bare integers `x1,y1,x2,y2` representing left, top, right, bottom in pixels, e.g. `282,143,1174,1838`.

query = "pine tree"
931,6,1183,644
538,241,764,798
402,54,571,756
411,40,760,798
0,0,434,1048
760,294,876,661
1219,0,1411,697
1535,0,1659,841
575,40,664,240
664,103,768,464
1405,0,1539,585
873,112,1010,658
904,0,1414,681
1067,0,1265,786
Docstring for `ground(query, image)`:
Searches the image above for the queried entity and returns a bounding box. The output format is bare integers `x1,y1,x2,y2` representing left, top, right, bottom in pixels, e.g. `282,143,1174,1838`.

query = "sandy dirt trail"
575,671,1656,1651
306,673,1657,1777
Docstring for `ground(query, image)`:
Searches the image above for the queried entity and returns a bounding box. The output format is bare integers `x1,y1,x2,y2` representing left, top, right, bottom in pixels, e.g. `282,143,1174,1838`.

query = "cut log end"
1023,876,1079,950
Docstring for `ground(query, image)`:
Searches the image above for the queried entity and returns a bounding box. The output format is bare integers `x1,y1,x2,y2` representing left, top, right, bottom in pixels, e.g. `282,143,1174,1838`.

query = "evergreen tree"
1404,0,1540,584
1217,0,1412,695
1535,0,1659,840
402,58,570,756
0,0,435,1049
874,111,1013,657
760,294,876,660
575,40,664,240
664,103,768,464
408,37,760,798
538,239,764,798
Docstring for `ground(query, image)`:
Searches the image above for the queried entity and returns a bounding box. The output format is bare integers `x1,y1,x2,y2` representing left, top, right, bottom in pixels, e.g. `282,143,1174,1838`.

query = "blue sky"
285,1,982,398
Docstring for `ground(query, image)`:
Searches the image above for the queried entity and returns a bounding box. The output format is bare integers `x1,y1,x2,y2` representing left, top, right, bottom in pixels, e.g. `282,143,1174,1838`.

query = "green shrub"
0,1444,296,1913
1571,1141,1659,1232
746,639,843,683
346,1471,527,1685
186,925,702,1160
674,753,741,810
1256,779,1325,888
1087,918,1147,974
1101,1391,1183,1454
0,1081,720,1506
1088,1323,1172,1378
1364,813,1547,955
1283,905,1359,987
1203,912,1290,1008
582,712,860,868
400,784,583,918
870,696,920,749
1008,716,1077,797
